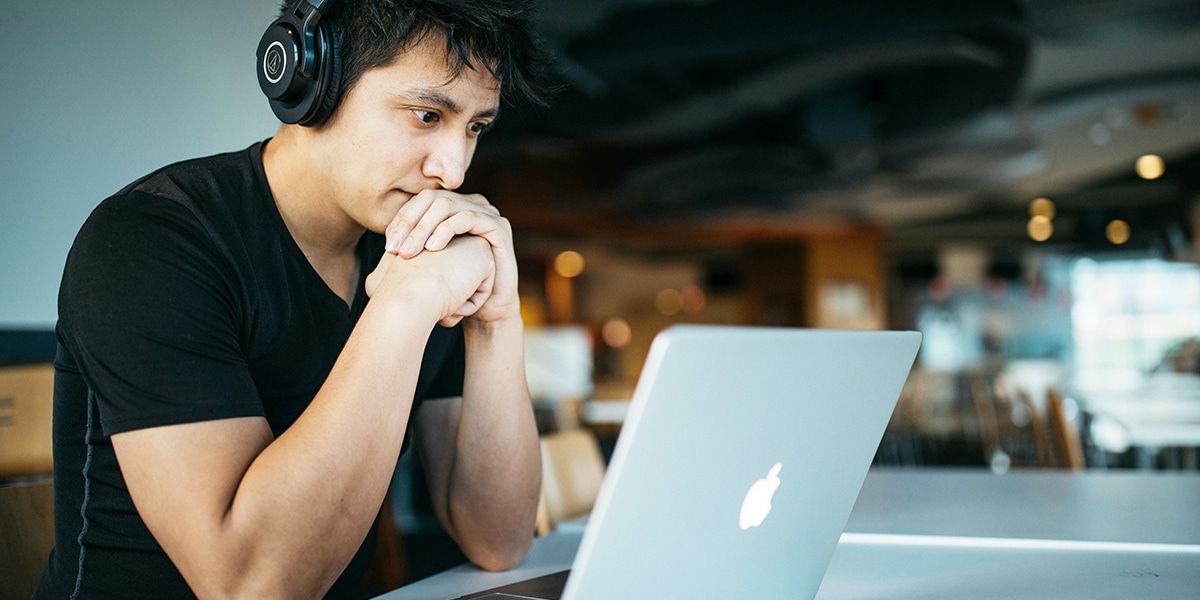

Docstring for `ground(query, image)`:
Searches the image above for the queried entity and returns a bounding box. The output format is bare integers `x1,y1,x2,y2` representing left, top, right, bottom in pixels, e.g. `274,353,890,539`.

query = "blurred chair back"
1046,388,1086,470
0,363,56,598
1014,388,1052,467
970,375,1003,468
536,428,606,535
972,376,1054,471
0,477,55,599
0,364,55,479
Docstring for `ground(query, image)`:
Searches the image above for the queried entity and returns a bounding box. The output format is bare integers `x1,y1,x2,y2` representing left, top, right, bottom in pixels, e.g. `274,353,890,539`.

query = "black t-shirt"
35,141,465,599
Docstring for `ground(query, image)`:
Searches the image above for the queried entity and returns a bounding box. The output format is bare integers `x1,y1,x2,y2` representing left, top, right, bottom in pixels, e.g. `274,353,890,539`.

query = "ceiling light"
1028,197,1055,219
1106,220,1131,245
1134,103,1162,126
655,289,683,316
553,250,586,278
681,284,706,314
1027,216,1053,242
1135,154,1164,180
601,318,632,348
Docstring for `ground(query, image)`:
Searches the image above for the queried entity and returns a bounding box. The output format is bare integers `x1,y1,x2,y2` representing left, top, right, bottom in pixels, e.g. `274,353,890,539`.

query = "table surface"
377,468,1200,600
845,468,1200,544
1078,377,1200,449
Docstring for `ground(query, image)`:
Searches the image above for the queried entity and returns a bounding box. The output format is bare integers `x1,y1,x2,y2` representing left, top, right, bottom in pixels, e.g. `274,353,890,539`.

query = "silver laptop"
461,324,921,600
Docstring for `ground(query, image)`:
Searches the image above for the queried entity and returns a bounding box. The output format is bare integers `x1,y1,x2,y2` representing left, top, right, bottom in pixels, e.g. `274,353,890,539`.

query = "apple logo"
739,462,782,530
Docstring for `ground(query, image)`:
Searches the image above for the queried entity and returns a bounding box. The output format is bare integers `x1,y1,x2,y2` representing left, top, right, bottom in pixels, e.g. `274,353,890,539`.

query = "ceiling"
468,0,1200,263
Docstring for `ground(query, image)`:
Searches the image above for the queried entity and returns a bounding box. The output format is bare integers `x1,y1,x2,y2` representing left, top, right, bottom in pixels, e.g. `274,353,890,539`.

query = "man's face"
312,36,502,234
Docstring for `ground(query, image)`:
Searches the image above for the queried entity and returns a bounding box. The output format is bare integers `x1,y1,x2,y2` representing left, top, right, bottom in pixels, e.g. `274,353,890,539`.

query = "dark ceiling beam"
584,37,1009,144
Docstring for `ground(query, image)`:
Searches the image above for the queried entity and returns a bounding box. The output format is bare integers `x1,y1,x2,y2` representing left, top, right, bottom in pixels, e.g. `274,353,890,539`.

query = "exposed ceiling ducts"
470,0,1200,258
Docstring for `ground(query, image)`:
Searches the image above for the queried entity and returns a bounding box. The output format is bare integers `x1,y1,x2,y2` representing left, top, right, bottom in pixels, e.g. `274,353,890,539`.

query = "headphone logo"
263,41,287,84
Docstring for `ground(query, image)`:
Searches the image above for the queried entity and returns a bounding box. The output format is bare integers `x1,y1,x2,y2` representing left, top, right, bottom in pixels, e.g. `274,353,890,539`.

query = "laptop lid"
562,325,921,600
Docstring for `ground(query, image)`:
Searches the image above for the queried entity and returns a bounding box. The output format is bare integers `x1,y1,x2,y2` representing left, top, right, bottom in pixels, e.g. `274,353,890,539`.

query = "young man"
35,1,556,598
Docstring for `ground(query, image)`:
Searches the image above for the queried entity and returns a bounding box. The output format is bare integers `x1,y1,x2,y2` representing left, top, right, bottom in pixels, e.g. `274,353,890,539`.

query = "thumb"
365,251,398,298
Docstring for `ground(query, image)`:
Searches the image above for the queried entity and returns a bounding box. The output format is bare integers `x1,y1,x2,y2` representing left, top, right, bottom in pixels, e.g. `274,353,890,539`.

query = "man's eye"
414,110,439,124
469,121,493,135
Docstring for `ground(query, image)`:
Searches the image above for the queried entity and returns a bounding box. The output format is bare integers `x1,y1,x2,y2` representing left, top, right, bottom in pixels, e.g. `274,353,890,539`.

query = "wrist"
462,312,524,342
363,285,445,333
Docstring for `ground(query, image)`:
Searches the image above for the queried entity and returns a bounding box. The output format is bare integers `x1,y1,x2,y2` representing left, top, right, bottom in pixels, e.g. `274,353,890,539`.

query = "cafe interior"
3,0,1200,597
479,0,1200,470
382,0,1200,587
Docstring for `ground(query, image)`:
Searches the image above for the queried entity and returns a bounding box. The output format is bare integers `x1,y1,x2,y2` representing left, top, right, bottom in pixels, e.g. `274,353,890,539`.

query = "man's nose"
422,135,471,190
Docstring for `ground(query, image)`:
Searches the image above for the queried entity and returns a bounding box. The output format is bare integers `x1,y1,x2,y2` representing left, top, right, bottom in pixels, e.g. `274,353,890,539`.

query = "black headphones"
256,0,341,126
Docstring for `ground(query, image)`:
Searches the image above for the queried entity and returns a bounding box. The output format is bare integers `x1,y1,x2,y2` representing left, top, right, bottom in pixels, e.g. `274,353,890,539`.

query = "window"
1071,258,1200,392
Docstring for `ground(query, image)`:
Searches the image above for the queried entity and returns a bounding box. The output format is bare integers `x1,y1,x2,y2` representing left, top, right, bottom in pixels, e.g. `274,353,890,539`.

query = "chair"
536,428,607,535
0,364,56,598
1014,388,1053,468
0,364,56,479
360,487,410,593
0,477,55,599
875,372,929,466
972,376,1061,471
1046,388,1086,470
969,375,1004,470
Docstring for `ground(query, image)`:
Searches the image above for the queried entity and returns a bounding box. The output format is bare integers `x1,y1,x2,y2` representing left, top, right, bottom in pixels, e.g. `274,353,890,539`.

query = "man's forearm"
122,294,443,599
449,315,541,570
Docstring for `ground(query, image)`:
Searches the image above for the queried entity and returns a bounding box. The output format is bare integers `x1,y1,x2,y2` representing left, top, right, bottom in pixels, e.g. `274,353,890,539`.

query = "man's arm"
389,188,542,571
414,315,541,572
112,236,496,599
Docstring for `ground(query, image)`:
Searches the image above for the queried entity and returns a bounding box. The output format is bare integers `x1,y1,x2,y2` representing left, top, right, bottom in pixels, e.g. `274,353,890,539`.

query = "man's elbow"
465,531,535,572
186,563,339,600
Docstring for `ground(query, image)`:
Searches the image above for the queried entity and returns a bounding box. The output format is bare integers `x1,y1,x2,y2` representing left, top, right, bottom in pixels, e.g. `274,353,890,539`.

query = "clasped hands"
364,189,518,328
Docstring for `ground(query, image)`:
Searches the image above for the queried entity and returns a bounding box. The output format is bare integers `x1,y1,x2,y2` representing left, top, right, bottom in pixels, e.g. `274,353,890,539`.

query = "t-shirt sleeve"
58,192,262,436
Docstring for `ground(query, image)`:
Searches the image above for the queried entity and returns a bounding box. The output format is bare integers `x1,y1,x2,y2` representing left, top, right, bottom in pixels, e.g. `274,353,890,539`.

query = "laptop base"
453,569,570,600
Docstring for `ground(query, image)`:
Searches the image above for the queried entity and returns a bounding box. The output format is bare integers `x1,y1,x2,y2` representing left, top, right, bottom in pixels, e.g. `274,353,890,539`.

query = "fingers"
438,315,465,328
422,210,483,254
440,260,495,325
371,234,496,324
385,190,499,258
456,265,496,317
436,273,495,328
377,190,514,324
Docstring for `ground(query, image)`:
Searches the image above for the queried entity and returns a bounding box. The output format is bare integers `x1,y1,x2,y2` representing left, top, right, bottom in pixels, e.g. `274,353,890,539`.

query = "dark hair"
282,0,557,122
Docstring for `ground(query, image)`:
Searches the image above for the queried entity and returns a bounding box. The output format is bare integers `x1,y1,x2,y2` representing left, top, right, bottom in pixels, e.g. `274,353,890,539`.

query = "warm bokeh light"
1027,215,1053,242
654,288,683,316
1135,154,1164,180
1106,219,1131,245
553,250,586,278
1133,103,1162,126
680,284,707,314
601,317,633,348
1028,197,1056,219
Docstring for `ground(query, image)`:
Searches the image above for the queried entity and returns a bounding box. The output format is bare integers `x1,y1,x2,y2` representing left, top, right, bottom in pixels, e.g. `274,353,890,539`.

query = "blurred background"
468,0,1200,474
4,0,1200,590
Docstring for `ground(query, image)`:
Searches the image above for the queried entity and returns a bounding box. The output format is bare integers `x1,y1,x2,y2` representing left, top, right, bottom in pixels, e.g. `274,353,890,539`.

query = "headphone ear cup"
257,21,305,105
257,7,336,126
305,25,343,126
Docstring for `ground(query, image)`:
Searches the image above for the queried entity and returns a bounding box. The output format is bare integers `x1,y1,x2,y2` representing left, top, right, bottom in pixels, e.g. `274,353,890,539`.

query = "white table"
1080,384,1200,468
376,468,1200,599
845,468,1200,544
818,539,1200,599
